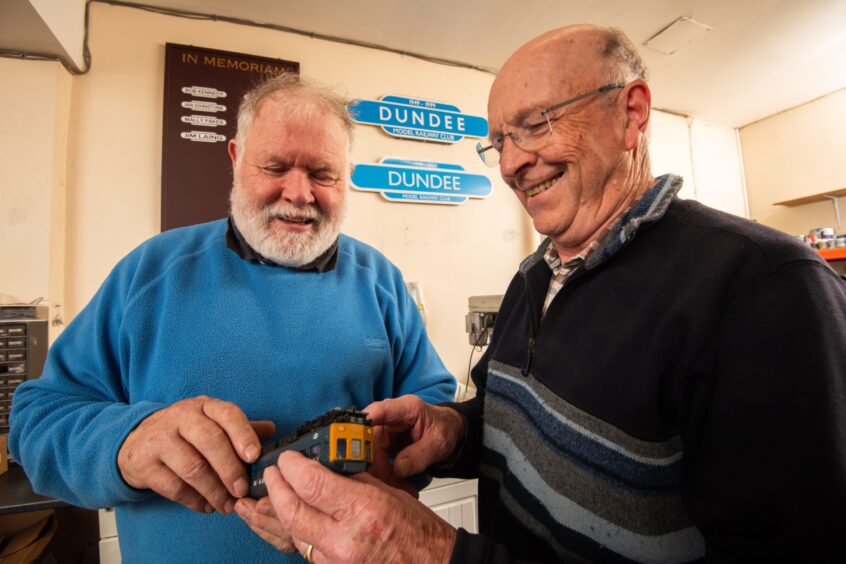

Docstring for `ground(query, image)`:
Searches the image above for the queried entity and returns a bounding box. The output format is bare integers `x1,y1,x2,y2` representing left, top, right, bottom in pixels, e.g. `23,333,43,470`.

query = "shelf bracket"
823,195,841,230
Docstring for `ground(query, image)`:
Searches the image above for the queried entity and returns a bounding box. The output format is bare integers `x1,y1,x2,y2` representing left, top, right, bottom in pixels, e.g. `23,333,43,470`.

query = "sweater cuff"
450,528,475,564
106,400,170,503
449,527,514,564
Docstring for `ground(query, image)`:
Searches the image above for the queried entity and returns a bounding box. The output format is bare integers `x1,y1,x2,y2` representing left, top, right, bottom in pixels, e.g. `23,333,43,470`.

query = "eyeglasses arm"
540,82,625,117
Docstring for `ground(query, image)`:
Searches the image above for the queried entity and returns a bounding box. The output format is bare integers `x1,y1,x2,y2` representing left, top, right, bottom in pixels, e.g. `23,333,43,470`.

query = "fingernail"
245,445,259,462
204,503,214,514
396,458,411,478
224,498,236,514
234,477,248,497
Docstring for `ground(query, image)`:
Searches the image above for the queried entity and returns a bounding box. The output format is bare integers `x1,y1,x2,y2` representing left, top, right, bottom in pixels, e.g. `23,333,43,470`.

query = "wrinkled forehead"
487,36,604,130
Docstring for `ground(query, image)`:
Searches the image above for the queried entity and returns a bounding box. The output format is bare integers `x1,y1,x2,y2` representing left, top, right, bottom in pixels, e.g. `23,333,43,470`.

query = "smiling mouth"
526,173,562,197
275,214,315,225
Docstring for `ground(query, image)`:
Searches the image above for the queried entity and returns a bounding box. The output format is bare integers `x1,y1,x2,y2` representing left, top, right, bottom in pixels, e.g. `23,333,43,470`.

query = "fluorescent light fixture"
643,16,712,55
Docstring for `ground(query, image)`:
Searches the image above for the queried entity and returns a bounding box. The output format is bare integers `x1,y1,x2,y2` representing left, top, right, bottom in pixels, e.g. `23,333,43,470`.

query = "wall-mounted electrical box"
465,295,502,346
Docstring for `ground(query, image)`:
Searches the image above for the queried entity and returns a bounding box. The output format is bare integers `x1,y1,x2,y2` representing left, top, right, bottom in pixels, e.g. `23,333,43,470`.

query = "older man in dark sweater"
251,25,846,563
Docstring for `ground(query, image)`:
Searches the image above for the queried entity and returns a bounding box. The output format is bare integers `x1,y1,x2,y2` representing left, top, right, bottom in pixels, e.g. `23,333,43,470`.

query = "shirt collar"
225,215,339,272
542,238,596,274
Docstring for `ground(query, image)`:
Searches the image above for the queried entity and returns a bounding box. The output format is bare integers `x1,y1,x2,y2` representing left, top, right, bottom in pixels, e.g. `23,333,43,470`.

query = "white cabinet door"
419,478,478,533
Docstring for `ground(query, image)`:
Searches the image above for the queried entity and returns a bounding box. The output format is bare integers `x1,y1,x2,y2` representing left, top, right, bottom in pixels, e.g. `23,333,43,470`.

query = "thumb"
394,407,464,477
393,436,446,478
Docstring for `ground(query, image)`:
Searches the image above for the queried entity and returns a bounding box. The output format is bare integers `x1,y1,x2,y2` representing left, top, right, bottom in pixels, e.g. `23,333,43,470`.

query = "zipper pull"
522,337,535,376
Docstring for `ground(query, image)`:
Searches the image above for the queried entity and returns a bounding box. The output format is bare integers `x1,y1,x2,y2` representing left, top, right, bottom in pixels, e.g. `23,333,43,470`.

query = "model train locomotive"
248,407,374,498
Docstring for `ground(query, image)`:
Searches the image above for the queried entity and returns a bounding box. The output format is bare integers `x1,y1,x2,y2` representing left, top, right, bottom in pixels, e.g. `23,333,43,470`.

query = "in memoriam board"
161,43,299,231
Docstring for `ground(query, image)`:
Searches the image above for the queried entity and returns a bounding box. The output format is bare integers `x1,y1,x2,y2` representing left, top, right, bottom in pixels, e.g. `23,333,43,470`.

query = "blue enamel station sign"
352,158,493,205
348,96,488,144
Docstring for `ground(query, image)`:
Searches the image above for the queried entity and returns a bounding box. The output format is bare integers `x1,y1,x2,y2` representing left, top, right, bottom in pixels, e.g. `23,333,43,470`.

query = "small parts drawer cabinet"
0,319,47,434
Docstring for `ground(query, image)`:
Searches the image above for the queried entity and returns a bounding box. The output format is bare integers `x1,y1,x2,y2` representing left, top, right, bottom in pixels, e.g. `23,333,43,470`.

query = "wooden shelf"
775,188,846,207
775,188,845,230
819,248,846,261
0,464,65,515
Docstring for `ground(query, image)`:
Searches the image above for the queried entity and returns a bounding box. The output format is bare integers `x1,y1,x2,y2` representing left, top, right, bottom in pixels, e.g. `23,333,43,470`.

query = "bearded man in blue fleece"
10,72,455,563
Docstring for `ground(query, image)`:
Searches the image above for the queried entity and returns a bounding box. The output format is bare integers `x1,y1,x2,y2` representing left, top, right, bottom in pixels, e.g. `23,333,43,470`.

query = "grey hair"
233,71,354,154
596,27,652,169
599,27,648,83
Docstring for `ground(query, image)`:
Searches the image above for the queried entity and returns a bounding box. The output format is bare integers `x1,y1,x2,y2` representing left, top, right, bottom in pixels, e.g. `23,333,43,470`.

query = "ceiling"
3,0,846,127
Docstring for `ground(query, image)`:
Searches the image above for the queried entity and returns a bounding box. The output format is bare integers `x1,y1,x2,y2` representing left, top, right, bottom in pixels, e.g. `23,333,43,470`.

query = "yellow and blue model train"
248,407,374,498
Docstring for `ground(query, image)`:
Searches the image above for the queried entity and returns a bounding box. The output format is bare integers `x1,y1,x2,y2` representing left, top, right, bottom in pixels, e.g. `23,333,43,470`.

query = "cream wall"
61,3,533,383
0,57,70,336
3,2,750,380
741,88,846,235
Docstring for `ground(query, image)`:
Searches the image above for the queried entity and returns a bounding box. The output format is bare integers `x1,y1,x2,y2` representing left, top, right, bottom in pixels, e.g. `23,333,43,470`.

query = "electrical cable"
0,0,497,77
462,325,489,401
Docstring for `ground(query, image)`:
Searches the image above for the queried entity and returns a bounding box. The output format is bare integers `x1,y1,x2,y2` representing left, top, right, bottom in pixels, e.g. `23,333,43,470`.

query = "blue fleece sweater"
9,219,455,563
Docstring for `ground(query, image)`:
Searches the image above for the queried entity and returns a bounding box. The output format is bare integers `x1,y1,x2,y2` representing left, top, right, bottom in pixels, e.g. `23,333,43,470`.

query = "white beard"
230,177,346,267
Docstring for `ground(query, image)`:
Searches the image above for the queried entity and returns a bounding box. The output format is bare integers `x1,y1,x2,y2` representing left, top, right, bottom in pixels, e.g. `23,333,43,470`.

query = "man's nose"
281,170,316,205
498,136,537,179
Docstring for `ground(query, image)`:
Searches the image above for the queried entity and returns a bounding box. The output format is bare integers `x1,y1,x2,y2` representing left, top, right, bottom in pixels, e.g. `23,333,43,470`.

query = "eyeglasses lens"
476,141,500,167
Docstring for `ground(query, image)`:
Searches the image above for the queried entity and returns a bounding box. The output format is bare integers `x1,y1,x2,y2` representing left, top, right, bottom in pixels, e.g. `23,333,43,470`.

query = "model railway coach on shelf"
248,407,374,498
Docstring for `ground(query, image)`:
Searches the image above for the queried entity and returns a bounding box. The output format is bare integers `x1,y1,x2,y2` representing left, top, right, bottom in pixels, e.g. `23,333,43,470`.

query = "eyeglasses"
476,82,625,167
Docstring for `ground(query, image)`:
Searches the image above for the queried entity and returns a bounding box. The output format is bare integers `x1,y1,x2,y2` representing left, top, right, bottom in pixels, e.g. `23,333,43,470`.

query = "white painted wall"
650,111,696,200
650,110,748,218
690,121,748,218
741,88,846,236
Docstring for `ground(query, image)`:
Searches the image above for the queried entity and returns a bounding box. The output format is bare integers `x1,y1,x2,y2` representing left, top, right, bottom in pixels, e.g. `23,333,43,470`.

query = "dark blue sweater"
447,176,846,562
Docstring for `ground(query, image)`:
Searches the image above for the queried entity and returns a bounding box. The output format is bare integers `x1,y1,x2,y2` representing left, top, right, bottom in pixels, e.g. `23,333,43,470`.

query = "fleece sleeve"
9,259,166,509
681,260,846,561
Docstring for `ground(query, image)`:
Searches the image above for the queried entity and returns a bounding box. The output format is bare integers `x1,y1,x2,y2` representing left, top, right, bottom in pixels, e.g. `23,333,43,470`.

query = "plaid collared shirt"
541,241,597,316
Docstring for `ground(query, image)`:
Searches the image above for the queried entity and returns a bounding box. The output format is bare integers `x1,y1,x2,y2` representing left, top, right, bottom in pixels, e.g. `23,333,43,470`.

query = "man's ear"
228,139,239,168
623,80,651,151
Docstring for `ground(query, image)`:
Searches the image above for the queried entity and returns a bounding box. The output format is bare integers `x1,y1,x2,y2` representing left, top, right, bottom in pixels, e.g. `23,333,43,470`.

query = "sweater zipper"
520,260,589,377
523,337,535,377
521,272,539,377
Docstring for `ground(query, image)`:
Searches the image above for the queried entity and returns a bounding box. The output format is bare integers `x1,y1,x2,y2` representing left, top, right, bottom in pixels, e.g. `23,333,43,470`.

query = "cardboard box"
0,435,7,476
0,511,57,563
